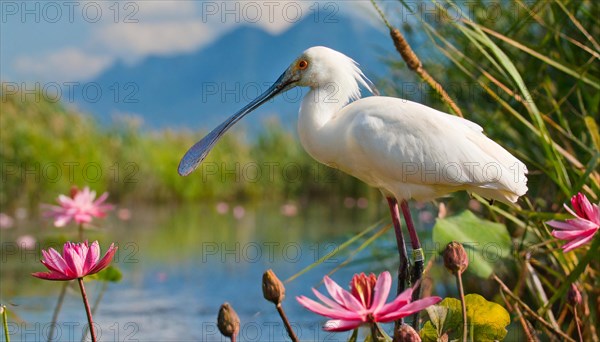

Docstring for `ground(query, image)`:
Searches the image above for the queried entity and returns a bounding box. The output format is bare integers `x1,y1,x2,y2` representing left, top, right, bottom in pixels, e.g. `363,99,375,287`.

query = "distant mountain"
73,14,395,131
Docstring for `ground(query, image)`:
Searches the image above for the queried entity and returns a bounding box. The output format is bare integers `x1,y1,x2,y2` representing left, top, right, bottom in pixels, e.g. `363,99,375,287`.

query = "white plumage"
179,46,528,204
295,46,528,204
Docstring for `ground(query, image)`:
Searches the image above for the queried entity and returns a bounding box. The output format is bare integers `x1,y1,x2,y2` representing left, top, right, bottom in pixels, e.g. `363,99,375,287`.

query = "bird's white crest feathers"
303,46,378,105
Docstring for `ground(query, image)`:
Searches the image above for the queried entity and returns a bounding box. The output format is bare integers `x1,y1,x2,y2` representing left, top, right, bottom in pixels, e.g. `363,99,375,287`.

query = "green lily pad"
432,210,512,278
90,265,123,282
420,294,510,341
421,305,454,340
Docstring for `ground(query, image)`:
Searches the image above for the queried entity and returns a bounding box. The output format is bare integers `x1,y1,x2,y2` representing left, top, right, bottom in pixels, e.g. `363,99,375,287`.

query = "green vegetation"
0,86,374,210
381,0,599,205
368,0,599,340
421,294,511,341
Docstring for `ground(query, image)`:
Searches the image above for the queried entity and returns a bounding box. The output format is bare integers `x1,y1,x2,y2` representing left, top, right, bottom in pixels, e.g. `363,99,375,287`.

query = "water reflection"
1,201,393,341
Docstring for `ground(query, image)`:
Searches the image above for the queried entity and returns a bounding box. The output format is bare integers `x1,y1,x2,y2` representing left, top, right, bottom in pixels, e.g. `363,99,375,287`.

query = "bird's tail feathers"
465,131,528,202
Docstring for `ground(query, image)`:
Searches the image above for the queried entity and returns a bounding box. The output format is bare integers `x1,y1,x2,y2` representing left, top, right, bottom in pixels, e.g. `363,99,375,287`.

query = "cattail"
389,29,462,117
389,28,422,71
371,0,463,116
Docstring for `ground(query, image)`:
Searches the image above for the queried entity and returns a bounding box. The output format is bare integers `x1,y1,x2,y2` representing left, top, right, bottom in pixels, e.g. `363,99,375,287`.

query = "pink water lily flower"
32,241,117,281
297,271,441,332
547,192,599,252
44,186,114,227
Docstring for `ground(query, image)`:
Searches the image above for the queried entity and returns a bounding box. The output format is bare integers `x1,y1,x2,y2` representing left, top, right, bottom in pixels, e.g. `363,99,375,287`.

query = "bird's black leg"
387,197,410,332
400,200,424,328
386,198,410,303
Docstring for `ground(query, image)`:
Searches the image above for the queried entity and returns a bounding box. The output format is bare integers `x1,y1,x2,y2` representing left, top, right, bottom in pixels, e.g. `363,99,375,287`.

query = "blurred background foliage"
0,87,377,212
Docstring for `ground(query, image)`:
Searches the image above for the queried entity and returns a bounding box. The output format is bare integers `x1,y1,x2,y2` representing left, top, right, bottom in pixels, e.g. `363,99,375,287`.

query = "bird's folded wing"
339,98,527,198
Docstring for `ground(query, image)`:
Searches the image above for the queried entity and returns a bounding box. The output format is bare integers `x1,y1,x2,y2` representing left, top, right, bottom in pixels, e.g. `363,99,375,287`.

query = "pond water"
1,200,412,341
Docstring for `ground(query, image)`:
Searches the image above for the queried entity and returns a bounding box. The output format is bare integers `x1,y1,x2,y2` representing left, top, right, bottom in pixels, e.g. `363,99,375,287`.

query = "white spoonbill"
178,46,528,298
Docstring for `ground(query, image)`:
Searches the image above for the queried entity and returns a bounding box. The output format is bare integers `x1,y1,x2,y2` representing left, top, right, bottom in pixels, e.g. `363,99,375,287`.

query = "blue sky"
1,1,377,83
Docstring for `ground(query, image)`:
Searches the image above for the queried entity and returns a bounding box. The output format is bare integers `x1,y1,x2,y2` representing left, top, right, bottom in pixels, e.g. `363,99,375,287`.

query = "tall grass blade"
284,220,386,283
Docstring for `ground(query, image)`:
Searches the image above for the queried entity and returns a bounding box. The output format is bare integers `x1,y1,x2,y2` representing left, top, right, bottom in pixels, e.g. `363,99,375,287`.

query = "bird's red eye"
298,60,308,70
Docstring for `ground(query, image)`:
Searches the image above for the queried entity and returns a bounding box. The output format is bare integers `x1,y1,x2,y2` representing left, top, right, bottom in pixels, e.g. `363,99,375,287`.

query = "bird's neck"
299,86,352,127
297,86,351,161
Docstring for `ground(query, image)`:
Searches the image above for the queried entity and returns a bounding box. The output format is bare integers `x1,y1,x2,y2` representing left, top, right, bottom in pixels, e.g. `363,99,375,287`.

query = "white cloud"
13,48,112,82
7,0,378,82
94,20,215,60
238,1,381,34
135,1,198,18
227,1,312,35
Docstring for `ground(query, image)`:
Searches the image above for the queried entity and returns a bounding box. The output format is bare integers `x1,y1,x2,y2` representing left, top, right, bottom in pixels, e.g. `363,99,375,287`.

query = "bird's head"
280,46,378,101
178,46,377,176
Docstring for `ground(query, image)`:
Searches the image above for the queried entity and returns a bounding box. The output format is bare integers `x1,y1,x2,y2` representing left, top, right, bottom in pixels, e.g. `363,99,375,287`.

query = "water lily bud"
568,284,582,306
217,302,240,339
262,269,285,305
70,185,79,198
443,241,469,275
393,323,421,342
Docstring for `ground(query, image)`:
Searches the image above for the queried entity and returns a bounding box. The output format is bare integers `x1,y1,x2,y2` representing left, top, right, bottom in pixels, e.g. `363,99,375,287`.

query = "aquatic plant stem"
457,272,467,342
370,323,387,341
2,305,9,342
48,281,69,342
78,223,83,243
81,281,109,342
276,304,298,342
493,275,575,342
77,278,97,342
573,307,583,342
498,290,536,341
